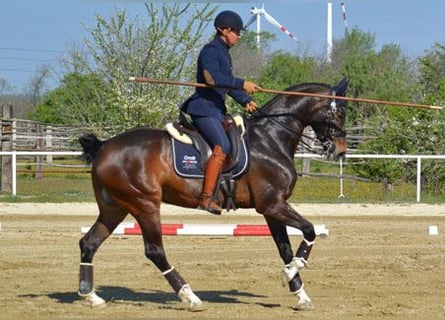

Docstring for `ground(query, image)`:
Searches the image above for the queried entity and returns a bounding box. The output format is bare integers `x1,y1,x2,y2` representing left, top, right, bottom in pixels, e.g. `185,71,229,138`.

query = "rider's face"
220,28,241,47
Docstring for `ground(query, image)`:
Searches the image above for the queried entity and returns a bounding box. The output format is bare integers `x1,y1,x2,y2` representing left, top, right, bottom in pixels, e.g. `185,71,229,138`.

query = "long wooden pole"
129,76,443,110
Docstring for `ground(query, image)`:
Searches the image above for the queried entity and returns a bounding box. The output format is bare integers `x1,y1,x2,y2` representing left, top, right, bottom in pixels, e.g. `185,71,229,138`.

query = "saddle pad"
171,138,249,178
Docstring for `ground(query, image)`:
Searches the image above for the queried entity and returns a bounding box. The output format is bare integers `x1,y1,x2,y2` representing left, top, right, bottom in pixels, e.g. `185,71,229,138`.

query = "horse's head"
249,79,348,160
308,78,348,160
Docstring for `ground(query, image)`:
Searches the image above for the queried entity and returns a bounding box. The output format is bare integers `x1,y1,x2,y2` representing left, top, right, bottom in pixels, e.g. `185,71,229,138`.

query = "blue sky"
1,0,444,91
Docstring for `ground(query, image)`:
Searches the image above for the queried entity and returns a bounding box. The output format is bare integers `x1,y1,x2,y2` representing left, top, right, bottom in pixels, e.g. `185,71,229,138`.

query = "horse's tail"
79,133,104,164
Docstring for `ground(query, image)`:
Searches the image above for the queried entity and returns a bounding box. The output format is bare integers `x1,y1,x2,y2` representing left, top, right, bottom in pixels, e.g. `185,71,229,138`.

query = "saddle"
165,112,249,211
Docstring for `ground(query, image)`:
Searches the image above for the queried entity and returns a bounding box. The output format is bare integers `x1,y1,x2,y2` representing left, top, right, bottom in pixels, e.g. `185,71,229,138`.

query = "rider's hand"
245,101,258,113
243,80,260,94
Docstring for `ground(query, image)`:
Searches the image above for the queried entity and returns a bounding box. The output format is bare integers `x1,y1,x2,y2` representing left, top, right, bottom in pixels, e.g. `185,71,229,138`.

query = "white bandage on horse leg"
161,266,175,276
79,291,106,307
80,262,94,266
292,284,314,310
178,284,203,311
281,257,307,286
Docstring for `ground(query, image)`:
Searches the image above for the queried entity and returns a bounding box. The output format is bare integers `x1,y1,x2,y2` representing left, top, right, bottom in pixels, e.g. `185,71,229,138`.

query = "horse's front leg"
264,212,315,311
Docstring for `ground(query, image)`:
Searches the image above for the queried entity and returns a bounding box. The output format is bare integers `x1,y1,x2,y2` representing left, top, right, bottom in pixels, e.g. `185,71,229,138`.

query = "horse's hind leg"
134,208,203,310
78,204,128,307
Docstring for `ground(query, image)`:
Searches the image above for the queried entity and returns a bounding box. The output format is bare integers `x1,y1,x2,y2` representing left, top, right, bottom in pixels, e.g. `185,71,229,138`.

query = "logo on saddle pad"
181,154,199,170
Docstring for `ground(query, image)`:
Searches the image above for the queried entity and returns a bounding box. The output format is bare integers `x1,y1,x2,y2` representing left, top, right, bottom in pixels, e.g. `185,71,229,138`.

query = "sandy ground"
0,203,444,319
1,202,444,216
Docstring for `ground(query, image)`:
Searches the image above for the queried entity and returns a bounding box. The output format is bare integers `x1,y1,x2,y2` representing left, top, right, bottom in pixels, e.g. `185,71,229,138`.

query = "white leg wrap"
281,257,307,286
178,284,203,311
293,285,314,311
80,262,94,266
162,266,175,275
78,291,106,308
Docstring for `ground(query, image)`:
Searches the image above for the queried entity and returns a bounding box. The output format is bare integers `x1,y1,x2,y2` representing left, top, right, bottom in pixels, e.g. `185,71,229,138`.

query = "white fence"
298,153,444,202
0,151,444,202
1,151,82,196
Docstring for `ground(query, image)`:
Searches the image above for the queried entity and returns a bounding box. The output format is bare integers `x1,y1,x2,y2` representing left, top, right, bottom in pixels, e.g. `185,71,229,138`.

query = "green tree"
329,28,417,123
415,43,445,193
85,3,216,129
227,30,276,112
30,3,217,132
347,39,444,193
231,30,276,80
419,43,445,105
28,73,118,133
254,52,320,106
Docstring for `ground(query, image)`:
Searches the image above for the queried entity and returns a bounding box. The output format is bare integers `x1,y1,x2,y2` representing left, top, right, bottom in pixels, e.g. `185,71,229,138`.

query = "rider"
180,10,260,215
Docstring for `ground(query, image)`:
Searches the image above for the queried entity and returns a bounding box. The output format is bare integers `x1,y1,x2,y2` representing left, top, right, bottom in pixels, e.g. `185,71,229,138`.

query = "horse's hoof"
178,284,203,312
188,299,204,312
293,300,314,311
80,291,106,308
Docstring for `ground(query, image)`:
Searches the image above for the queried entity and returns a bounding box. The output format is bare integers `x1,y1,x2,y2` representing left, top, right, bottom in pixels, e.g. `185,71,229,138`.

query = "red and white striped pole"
327,2,333,62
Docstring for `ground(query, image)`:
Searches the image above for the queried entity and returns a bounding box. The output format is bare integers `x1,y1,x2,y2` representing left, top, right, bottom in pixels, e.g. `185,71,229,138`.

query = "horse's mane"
260,82,331,112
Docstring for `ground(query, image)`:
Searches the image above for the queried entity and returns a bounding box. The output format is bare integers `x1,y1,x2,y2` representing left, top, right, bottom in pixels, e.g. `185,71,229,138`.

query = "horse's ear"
335,78,349,96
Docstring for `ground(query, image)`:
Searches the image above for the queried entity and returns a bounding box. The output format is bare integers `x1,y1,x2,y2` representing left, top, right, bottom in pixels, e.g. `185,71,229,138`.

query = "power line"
0,56,53,62
0,68,39,73
0,47,64,54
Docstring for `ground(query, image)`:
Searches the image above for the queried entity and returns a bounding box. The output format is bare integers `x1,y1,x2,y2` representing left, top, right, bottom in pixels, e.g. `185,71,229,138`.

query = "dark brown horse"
78,79,348,311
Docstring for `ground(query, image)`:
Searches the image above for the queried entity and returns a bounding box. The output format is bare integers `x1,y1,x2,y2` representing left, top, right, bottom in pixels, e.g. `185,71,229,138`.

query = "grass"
0,176,95,203
292,175,424,203
0,173,442,204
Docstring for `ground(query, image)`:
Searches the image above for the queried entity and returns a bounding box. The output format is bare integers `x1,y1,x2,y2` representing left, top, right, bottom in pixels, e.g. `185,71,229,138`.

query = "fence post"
1,104,13,192
45,125,53,163
35,123,44,179
416,157,421,202
338,158,345,198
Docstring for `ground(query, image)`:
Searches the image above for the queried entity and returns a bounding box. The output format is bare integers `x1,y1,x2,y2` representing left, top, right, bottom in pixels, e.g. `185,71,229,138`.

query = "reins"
249,110,327,155
249,88,345,155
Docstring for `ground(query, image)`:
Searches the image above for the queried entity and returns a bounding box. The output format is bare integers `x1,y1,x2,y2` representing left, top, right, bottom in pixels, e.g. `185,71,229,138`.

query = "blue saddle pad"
171,138,249,178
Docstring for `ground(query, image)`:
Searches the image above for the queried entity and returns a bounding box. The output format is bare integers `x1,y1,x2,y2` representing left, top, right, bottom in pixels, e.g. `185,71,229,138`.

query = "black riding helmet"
214,10,244,31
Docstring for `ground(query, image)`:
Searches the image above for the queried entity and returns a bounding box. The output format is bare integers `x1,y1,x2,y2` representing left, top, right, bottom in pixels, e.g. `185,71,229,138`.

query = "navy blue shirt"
181,36,252,122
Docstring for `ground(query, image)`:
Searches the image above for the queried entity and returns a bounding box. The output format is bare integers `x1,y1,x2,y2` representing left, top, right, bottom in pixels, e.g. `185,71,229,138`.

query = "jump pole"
81,223,329,237
129,76,443,110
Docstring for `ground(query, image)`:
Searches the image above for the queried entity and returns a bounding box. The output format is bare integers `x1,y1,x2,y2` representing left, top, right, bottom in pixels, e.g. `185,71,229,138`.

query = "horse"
77,78,348,311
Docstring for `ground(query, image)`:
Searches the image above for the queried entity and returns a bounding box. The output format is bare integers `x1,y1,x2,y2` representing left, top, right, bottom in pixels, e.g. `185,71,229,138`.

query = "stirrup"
198,195,222,215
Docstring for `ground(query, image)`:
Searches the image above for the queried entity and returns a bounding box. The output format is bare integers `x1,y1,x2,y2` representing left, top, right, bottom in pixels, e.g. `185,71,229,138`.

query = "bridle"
317,90,346,155
249,89,345,156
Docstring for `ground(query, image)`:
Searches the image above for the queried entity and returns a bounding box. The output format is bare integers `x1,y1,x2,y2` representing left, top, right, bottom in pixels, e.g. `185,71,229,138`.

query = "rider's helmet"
214,10,244,31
